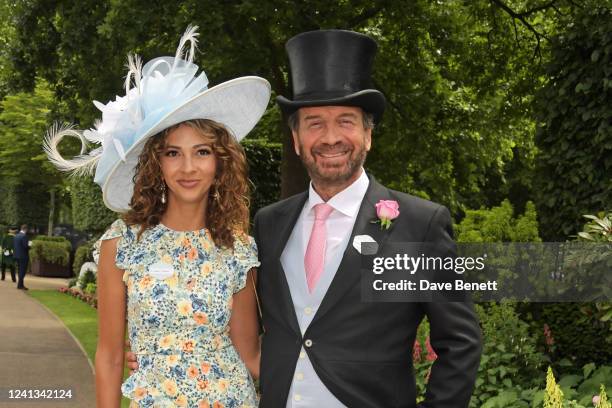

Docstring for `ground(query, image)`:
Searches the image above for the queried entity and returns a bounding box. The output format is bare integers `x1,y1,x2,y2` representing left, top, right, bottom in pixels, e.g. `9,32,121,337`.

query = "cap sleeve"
231,234,260,294
93,219,135,270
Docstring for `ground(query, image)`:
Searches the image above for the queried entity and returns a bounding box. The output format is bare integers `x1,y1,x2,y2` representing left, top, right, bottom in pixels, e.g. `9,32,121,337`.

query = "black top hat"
277,29,386,123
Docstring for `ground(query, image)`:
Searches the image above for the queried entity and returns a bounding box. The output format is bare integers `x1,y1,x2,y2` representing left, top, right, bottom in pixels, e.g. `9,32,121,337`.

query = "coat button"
304,339,313,347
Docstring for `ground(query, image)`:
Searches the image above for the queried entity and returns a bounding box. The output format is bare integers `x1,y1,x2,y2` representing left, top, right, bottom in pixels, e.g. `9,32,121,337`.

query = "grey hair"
287,109,375,131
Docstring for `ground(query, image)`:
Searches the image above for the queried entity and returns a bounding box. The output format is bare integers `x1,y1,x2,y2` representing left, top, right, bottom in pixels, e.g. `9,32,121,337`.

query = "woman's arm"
229,268,261,379
95,238,127,407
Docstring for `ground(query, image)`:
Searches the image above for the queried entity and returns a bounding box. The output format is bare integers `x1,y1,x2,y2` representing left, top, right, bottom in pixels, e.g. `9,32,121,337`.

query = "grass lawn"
29,290,98,361
29,289,131,408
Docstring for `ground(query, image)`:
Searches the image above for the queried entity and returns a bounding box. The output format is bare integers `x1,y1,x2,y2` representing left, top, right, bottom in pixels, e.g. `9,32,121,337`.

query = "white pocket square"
352,235,379,255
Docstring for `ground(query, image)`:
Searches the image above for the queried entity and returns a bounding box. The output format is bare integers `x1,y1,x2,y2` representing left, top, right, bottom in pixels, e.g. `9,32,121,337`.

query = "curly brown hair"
123,119,250,248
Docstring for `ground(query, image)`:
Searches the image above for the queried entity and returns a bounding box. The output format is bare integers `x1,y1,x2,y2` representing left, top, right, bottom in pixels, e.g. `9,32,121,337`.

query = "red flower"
543,324,554,346
425,336,438,362
413,339,422,363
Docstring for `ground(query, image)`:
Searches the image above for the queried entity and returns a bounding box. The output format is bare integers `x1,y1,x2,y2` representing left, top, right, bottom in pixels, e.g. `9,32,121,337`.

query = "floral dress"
95,219,260,408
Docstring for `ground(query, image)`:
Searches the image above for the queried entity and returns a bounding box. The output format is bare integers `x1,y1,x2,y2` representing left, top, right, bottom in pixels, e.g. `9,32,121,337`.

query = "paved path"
0,276,95,407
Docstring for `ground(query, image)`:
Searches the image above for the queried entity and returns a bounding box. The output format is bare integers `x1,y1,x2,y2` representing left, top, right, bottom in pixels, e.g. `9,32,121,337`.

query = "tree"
4,0,599,225
0,0,17,98
0,79,69,233
534,6,612,240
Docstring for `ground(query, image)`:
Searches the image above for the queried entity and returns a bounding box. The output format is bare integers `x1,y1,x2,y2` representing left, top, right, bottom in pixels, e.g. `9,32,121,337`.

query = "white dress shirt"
280,169,369,408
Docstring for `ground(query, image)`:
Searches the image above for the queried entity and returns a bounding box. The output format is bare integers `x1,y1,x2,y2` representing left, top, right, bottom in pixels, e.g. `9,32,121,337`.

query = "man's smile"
318,151,349,158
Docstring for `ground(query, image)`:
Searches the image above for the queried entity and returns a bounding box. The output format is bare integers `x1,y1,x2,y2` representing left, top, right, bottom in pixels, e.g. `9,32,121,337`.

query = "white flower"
79,262,98,279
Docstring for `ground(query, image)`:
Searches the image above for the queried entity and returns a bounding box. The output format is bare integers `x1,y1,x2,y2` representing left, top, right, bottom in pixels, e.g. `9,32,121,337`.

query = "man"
14,224,30,290
252,30,482,407
1,226,18,282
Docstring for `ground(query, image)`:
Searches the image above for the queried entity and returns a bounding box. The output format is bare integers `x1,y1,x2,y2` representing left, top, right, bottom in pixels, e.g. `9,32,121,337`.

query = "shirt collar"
306,169,370,217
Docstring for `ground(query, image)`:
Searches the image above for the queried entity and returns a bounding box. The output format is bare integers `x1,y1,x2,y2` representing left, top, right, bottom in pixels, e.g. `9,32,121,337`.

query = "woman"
45,27,270,407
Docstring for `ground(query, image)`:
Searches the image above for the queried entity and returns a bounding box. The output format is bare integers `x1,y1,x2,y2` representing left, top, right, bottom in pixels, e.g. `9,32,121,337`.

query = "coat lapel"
310,176,392,326
270,192,308,336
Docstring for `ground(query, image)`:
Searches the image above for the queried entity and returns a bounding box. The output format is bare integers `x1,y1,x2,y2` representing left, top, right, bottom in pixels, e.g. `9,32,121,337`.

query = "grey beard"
300,145,368,187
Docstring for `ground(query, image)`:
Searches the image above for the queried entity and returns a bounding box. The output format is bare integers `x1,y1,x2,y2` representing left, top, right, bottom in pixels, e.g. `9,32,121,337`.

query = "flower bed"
58,287,97,309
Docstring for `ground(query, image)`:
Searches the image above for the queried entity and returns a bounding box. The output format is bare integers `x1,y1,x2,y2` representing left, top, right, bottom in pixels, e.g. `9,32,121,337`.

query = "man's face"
292,106,372,187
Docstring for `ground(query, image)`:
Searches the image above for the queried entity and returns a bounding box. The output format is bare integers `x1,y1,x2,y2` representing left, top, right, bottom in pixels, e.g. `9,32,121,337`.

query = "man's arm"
420,206,483,408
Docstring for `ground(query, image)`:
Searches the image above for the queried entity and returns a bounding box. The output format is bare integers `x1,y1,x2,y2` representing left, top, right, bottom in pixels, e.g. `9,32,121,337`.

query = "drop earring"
161,183,167,204
213,180,220,203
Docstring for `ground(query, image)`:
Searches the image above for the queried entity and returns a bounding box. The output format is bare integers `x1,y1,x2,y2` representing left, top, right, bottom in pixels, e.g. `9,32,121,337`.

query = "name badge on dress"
147,262,174,280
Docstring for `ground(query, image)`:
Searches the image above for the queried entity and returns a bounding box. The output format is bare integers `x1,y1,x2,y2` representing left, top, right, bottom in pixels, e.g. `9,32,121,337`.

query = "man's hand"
125,340,139,375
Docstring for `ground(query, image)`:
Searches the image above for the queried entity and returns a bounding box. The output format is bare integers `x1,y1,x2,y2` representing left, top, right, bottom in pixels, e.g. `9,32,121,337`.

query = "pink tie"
304,203,334,293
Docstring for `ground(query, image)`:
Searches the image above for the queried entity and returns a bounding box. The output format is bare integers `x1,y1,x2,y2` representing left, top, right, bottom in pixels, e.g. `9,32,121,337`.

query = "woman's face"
160,124,217,207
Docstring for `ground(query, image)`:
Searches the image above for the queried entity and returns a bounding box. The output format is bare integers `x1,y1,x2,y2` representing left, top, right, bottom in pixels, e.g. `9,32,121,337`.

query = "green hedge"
79,268,96,290
69,176,116,234
526,303,612,369
29,236,71,266
0,181,49,228
242,139,282,218
33,235,69,243
73,243,94,275
535,7,612,241
455,199,540,243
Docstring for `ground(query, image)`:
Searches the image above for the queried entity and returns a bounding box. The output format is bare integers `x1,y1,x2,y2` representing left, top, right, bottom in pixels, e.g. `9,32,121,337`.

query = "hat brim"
276,89,385,124
102,76,271,213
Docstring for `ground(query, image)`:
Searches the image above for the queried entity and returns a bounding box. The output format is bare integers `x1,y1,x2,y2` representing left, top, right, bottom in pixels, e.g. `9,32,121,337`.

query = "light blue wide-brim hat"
44,26,271,213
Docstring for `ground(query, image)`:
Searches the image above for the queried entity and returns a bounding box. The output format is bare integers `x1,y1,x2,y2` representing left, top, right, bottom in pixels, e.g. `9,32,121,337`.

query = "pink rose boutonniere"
374,200,400,230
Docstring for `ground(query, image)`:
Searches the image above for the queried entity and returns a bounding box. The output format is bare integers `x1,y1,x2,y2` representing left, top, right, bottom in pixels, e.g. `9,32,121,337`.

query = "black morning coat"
253,175,483,408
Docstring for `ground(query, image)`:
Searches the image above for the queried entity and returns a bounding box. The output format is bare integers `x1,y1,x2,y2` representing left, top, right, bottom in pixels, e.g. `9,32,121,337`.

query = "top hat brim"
276,89,385,124
101,76,271,213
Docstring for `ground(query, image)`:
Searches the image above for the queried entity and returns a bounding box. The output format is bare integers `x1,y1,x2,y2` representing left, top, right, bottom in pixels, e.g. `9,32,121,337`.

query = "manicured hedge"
0,181,49,228
29,235,71,266
242,139,282,218
69,176,116,234
73,243,94,275
535,7,612,241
